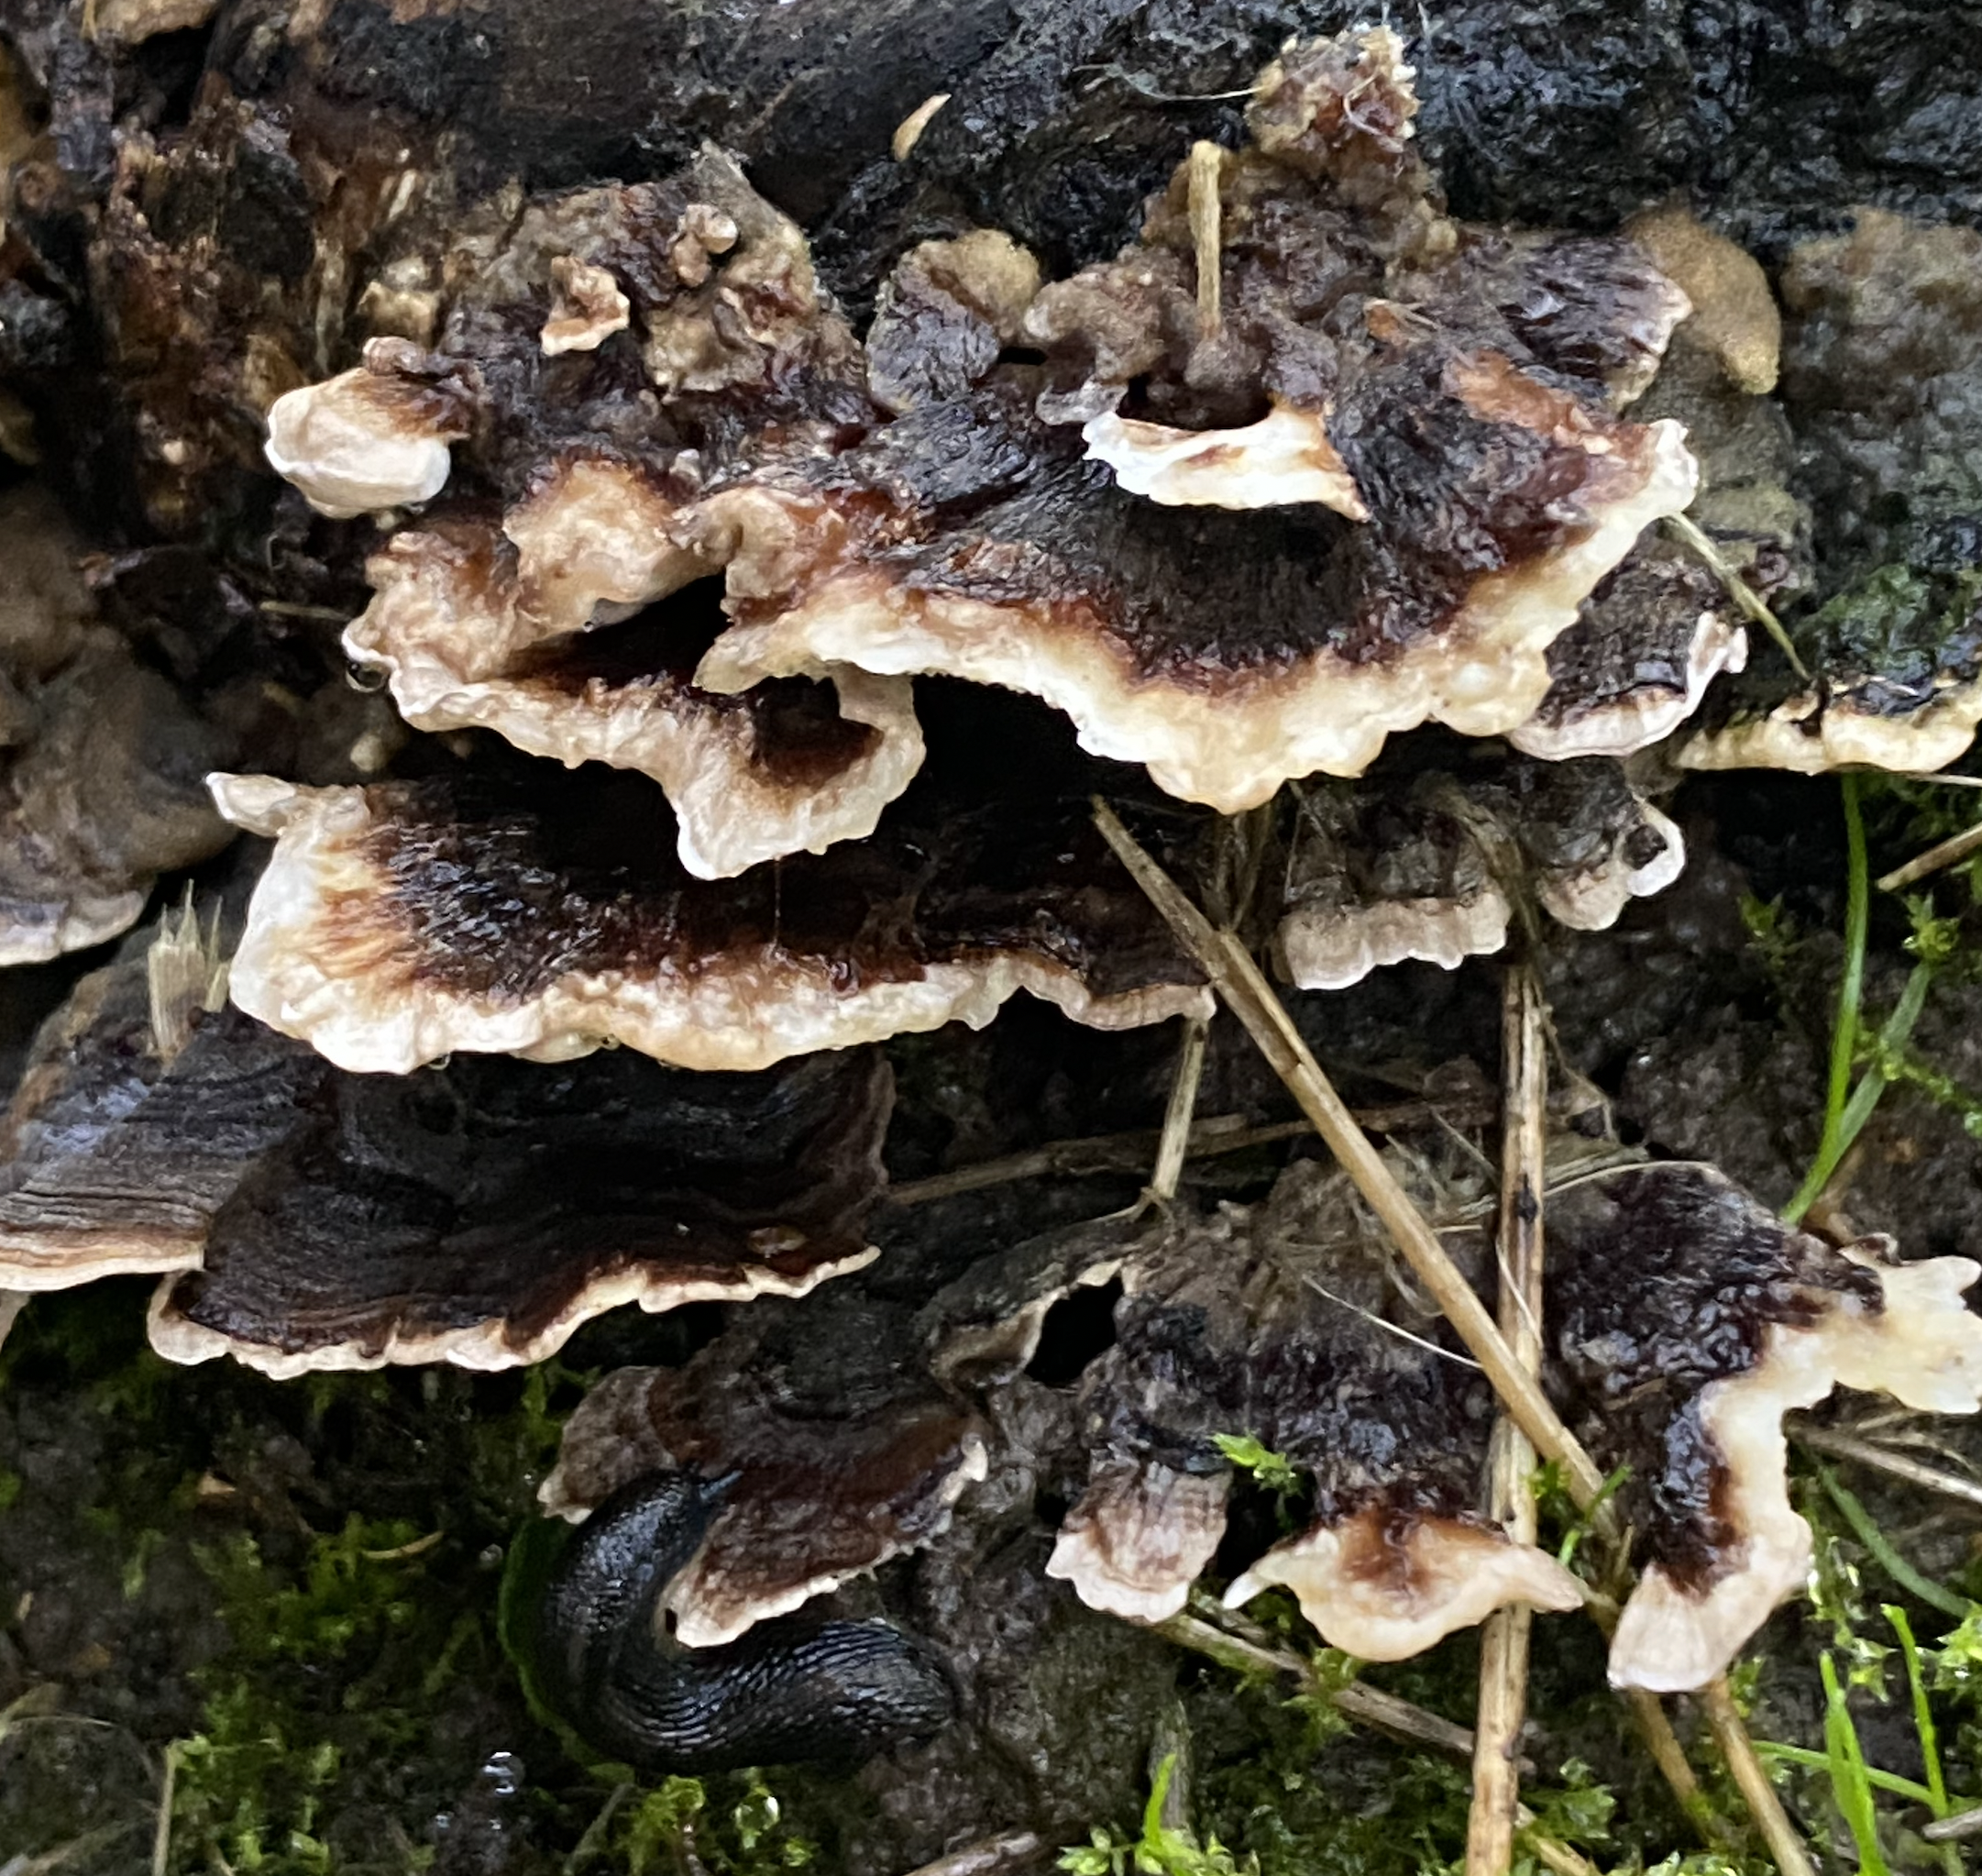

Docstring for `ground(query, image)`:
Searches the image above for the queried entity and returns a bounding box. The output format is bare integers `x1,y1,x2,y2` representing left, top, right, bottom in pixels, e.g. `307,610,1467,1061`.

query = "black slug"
529,1470,954,1771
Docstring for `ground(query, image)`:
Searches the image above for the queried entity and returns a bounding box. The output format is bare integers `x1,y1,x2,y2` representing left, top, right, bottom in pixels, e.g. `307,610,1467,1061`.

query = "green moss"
1796,564,1982,684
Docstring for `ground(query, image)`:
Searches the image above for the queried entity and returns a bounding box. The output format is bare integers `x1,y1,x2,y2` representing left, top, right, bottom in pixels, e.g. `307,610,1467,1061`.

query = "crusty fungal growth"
1274,753,1684,991
208,758,1211,1076
864,230,1042,414
993,1146,1982,1687
0,942,894,1371
1624,206,1781,396
0,487,231,964
1509,551,1748,761
1542,1164,1982,1692
1679,210,1982,775
1681,561,1982,776
688,29,1700,809
1035,1162,1583,1653
263,338,477,519
344,461,925,879
240,29,1720,825
543,1327,986,1644
540,258,632,355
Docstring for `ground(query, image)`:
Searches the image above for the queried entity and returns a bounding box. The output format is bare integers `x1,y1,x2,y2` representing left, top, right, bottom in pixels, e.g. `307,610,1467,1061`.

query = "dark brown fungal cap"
545,1311,986,1644
1029,1157,1580,1649
343,472,923,879
1274,750,1684,991
696,30,1697,808
0,935,894,1370
211,746,1212,1075
1543,1162,1982,1691
951,1141,1982,1686
0,486,231,964
1510,547,1747,761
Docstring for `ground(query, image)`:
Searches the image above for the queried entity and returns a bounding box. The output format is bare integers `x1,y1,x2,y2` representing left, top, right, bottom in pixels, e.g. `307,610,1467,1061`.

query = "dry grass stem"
1150,1016,1211,1204
1701,1679,1817,1876
1664,513,1811,680
1468,967,1549,1876
1876,818,1982,893
1791,1422,1982,1510
1158,1609,1483,1762
1922,1801,1982,1843
897,1829,1048,1876
1092,800,1612,1513
1189,140,1224,337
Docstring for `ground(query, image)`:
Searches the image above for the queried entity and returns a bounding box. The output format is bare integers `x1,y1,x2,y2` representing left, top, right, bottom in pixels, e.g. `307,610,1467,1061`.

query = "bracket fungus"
248,28,1739,844
976,1151,1982,1691
262,339,477,521
1681,210,1982,776
208,756,1212,1076
544,1312,986,1647
0,938,893,1374
1274,751,1684,991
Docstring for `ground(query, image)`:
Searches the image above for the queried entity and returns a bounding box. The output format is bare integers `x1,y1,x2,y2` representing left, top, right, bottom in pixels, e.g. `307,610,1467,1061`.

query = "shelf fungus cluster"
218,26,1774,1071
7,6,1982,1795
931,1152,1982,1692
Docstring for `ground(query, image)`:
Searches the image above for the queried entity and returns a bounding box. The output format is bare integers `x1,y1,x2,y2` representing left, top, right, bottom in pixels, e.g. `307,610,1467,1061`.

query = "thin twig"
152,1742,178,1876
560,1782,635,1875
1791,1423,1982,1512
1664,513,1810,680
1158,1607,1484,1762
1923,1802,1982,1843
1877,817,1982,894
1188,141,1223,338
1469,967,1549,1876
897,1829,1047,1876
1149,1018,1210,1205
1701,1680,1818,1876
890,1114,1305,1205
1092,800,1612,1517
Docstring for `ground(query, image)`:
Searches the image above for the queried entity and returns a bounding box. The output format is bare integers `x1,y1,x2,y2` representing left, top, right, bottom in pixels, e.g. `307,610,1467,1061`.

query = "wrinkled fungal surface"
5,0,1982,1863
0,942,893,1373
210,754,1215,1075
935,1151,1982,1689
545,1303,986,1646
1274,748,1684,990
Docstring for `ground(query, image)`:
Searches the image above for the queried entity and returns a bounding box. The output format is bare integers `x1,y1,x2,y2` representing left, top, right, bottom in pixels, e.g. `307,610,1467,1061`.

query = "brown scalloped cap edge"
345,459,924,879
147,1241,881,1380
0,939,896,1368
1678,679,1982,776
1225,1506,1583,1661
208,769,1212,1075
1607,1247,1982,1692
1510,552,1749,762
542,1362,986,1647
1273,756,1685,991
694,411,1696,814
